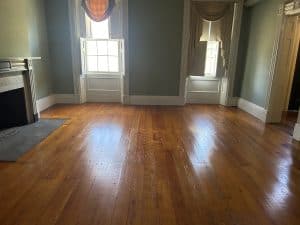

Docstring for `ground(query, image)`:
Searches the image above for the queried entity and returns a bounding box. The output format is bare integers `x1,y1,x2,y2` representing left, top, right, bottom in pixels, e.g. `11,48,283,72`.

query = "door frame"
284,21,300,111
266,11,300,123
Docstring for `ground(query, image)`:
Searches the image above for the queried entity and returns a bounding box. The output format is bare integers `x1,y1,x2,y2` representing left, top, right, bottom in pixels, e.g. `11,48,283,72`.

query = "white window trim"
82,14,124,77
189,75,220,81
81,38,124,77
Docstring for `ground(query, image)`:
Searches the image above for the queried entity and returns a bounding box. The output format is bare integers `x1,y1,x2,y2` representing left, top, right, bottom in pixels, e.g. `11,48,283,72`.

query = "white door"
267,16,300,122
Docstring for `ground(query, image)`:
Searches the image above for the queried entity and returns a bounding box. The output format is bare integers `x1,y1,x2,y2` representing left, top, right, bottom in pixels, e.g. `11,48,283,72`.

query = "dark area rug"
0,119,65,162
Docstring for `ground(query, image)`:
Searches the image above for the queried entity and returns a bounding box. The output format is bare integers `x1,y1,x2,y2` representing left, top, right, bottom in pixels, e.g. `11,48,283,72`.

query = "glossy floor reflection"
0,104,300,225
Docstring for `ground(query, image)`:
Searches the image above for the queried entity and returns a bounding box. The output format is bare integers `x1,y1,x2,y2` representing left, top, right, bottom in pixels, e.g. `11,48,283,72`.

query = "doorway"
281,39,300,133
288,41,300,111
281,17,300,132
267,14,300,124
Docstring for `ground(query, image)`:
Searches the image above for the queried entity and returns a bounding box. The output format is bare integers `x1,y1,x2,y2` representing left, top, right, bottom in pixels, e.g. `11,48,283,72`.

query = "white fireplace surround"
0,57,41,124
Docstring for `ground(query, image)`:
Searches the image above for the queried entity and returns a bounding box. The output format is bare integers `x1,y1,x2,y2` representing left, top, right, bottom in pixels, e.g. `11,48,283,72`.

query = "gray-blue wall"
28,0,53,99
236,0,282,107
233,7,250,97
0,0,53,99
128,0,184,96
45,0,74,94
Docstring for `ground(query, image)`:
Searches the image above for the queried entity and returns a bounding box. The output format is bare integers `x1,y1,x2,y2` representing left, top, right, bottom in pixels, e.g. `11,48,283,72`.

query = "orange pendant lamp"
82,0,115,22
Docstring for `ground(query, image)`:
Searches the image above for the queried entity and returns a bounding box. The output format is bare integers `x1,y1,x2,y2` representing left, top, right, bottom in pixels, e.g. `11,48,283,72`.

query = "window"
89,19,109,39
82,16,122,74
86,40,120,73
204,41,219,77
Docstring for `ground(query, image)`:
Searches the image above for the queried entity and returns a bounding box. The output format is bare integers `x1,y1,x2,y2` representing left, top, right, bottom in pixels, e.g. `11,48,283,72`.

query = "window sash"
81,38,123,75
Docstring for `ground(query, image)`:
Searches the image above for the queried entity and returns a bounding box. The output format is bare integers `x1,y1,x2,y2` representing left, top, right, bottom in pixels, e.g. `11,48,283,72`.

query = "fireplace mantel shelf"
0,57,41,75
0,57,41,61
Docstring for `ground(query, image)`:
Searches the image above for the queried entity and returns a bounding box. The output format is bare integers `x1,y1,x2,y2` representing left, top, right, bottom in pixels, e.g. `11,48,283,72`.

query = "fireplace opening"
0,88,28,130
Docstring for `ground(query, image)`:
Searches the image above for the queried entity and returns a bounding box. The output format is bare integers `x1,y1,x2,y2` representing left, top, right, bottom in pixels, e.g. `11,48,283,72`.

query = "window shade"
82,0,115,22
193,2,230,21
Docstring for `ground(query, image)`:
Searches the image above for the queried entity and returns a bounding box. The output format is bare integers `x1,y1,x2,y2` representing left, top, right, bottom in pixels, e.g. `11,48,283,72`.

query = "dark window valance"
82,0,115,22
193,2,231,21
188,2,234,75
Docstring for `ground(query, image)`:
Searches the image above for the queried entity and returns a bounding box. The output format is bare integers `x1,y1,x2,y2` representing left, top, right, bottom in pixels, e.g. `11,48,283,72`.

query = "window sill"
188,75,219,81
84,73,122,79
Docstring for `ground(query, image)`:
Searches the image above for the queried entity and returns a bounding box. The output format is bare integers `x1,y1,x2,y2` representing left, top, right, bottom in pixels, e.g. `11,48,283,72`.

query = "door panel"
267,16,300,122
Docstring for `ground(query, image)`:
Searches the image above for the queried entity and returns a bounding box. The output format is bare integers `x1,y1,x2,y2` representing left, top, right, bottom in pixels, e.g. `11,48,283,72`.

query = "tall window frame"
81,15,123,76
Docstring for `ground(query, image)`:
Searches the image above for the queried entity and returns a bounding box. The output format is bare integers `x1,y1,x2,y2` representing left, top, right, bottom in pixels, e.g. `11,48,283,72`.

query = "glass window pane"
90,19,109,39
87,56,98,71
108,56,119,72
108,41,118,56
97,41,108,55
86,41,97,55
98,56,109,71
204,41,219,77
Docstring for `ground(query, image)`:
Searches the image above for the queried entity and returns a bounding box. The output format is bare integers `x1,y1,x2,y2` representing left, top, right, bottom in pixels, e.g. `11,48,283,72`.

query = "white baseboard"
36,95,56,112
129,96,185,106
38,94,186,110
36,94,79,113
238,98,267,122
293,123,300,141
54,94,79,104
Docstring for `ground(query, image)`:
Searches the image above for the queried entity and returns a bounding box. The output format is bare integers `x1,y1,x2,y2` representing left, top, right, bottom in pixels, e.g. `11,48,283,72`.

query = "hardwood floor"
279,111,299,135
1,104,300,225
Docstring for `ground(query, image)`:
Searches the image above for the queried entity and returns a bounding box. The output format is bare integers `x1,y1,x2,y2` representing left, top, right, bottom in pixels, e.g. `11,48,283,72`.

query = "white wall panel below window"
86,76,121,103
186,76,220,104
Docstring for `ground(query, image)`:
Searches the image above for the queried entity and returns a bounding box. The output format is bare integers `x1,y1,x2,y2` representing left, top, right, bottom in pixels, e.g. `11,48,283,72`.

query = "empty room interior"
1,0,300,224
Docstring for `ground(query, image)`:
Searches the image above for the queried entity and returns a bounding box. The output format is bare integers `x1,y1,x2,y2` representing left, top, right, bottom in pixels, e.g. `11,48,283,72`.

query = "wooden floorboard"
1,103,300,225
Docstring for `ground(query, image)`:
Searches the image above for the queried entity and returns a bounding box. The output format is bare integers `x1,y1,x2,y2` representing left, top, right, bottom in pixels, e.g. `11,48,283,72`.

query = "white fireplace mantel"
0,57,41,124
